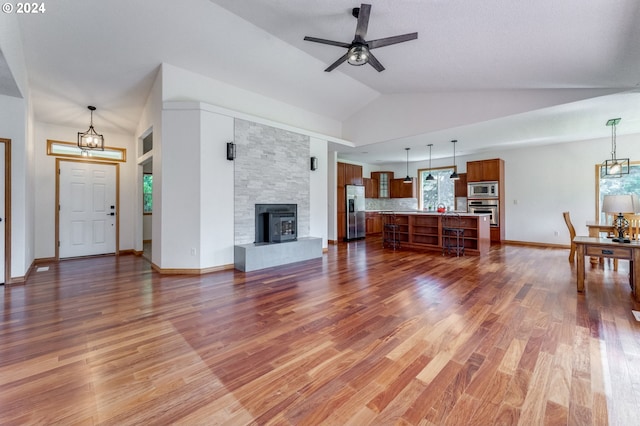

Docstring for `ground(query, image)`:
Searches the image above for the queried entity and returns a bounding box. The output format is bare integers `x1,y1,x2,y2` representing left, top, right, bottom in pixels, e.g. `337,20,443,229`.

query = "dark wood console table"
573,236,640,301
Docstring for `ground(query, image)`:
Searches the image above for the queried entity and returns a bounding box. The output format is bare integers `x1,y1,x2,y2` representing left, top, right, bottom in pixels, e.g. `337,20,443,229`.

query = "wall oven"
468,199,499,226
468,181,499,199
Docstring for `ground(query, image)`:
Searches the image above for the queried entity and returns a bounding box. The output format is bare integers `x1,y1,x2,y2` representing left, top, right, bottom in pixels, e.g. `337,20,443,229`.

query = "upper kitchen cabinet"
390,178,417,198
346,163,363,185
363,177,379,198
466,159,504,182
454,173,467,197
371,171,393,198
338,162,363,185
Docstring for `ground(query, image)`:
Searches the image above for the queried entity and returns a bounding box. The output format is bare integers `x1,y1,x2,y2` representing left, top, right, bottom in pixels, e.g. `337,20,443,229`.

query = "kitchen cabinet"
345,163,363,185
371,171,393,198
365,212,382,234
363,178,379,198
454,173,467,197
467,159,503,182
466,158,505,242
390,178,417,198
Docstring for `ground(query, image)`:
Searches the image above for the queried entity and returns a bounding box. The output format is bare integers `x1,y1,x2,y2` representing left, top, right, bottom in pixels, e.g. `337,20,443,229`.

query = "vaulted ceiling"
8,0,640,162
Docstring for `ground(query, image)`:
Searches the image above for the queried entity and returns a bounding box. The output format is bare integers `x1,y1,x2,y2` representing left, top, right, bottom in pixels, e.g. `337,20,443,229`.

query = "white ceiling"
9,0,640,163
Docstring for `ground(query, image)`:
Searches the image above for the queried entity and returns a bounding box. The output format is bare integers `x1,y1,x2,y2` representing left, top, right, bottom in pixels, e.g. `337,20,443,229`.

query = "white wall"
1,12,34,281
33,122,136,258
160,107,203,269
327,151,337,242
0,95,30,279
310,137,328,247
162,63,343,140
143,216,152,241
200,109,235,267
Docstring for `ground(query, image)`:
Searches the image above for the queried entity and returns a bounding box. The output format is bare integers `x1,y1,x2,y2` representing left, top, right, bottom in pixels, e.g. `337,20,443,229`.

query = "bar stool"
442,212,464,256
381,211,401,250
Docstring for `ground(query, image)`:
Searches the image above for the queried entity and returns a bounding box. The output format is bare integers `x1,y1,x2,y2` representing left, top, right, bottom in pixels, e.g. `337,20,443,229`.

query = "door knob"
107,212,115,216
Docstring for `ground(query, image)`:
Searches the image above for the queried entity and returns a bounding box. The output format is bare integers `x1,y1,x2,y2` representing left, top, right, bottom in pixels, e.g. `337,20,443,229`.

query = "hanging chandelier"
77,106,104,153
426,143,434,181
403,147,412,183
601,118,628,178
450,140,459,180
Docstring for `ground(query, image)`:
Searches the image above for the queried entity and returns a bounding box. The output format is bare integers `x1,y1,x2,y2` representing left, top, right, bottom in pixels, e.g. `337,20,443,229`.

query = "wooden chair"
624,214,640,241
563,212,576,262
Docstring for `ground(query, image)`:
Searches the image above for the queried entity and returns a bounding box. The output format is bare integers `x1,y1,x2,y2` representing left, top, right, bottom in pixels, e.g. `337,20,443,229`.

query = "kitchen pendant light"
450,140,459,180
426,143,435,181
601,118,628,178
403,147,412,183
77,106,104,153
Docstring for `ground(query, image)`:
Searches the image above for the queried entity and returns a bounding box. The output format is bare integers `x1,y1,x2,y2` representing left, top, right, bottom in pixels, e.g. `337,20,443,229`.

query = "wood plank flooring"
1,238,640,425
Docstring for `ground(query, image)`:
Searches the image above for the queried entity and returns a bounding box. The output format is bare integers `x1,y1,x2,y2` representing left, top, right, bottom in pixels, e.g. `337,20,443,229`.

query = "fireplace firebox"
255,204,297,244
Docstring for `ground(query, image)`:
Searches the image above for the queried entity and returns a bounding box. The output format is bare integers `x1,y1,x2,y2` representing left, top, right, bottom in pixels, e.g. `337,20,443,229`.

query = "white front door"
59,161,117,258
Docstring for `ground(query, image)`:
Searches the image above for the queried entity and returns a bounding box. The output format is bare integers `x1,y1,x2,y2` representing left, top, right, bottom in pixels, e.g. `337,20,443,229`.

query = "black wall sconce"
310,156,318,171
226,142,236,161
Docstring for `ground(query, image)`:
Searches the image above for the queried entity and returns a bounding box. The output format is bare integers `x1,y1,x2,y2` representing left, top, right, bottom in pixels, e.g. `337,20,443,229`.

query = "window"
418,166,456,211
47,140,126,162
143,173,153,214
596,161,640,223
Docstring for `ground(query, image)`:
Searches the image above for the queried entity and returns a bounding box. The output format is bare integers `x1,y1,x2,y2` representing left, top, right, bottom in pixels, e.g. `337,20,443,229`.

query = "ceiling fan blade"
304,36,351,49
368,32,418,49
354,3,371,41
367,52,385,72
324,51,350,72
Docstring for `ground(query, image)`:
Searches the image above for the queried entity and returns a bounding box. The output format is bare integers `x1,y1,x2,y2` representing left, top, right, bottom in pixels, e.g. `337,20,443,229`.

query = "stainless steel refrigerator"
345,185,366,241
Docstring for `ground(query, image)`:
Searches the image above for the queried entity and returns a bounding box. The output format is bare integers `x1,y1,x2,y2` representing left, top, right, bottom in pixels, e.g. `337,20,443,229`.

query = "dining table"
585,222,616,267
573,236,639,302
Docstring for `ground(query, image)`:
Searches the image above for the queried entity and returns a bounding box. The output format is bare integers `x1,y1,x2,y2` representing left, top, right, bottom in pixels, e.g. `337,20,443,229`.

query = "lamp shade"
602,194,640,214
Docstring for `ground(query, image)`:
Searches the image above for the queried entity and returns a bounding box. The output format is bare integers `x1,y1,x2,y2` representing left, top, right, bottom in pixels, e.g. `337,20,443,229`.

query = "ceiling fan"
304,3,418,72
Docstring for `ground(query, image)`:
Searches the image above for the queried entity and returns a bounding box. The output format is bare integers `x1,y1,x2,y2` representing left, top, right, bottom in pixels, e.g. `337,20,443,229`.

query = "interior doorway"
142,159,152,261
0,138,11,284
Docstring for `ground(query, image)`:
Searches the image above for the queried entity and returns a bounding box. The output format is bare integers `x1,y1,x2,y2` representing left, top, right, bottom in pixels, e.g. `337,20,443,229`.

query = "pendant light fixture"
426,143,435,181
601,118,628,178
403,147,412,183
450,139,459,180
78,105,104,153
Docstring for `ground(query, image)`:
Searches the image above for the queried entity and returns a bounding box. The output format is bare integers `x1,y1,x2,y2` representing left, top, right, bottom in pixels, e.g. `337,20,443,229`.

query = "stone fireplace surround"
232,119,321,271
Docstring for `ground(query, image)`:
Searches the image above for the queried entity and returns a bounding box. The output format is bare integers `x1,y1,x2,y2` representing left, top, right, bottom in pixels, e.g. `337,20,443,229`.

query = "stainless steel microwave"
468,181,498,198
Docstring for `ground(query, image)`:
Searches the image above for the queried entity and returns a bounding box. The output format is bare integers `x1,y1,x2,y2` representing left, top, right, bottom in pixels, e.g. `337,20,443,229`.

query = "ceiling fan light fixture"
347,44,369,66
304,3,417,72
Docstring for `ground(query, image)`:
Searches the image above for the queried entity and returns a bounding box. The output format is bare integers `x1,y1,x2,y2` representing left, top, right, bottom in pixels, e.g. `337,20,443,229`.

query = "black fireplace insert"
255,204,297,243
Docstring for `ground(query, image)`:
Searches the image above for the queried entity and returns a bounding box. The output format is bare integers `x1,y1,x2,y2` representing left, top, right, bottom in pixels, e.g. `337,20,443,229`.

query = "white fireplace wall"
234,119,310,244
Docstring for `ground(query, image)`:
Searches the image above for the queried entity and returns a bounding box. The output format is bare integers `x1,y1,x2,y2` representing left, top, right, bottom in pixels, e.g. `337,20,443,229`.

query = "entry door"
59,161,117,258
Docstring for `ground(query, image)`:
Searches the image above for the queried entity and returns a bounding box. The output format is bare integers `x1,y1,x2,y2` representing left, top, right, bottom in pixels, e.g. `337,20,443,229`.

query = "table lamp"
602,194,640,243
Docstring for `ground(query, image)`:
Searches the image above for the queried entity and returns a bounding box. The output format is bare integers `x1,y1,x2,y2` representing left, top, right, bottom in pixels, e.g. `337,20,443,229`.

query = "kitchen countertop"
366,210,489,216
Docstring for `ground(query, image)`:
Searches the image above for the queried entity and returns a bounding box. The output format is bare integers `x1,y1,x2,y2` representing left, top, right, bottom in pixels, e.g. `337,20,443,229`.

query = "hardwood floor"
2,238,639,425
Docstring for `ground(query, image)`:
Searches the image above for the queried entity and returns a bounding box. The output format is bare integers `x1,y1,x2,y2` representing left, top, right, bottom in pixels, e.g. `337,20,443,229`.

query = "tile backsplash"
365,198,418,211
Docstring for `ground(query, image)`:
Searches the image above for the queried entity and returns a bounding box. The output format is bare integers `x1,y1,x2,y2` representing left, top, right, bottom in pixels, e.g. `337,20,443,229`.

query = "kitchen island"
380,211,491,255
